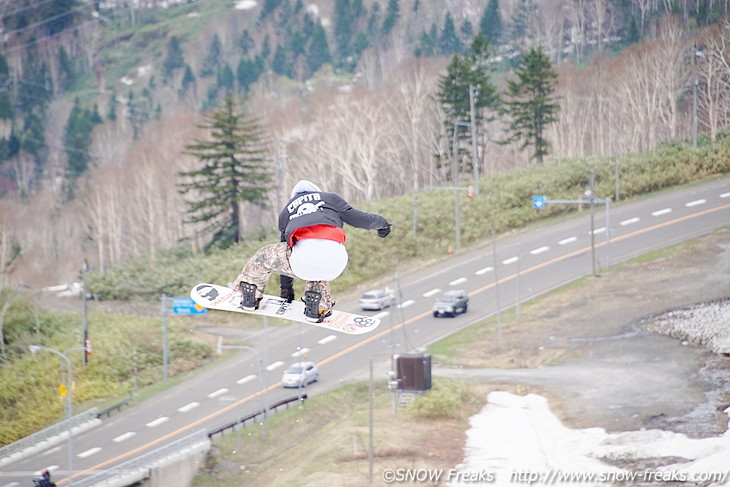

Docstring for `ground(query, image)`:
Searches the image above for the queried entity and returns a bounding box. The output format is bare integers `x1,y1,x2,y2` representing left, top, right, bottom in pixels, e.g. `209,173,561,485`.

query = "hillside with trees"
0,0,729,288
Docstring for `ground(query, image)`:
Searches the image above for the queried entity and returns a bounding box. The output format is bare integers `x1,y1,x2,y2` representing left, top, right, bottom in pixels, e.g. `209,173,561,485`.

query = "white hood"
290,180,322,198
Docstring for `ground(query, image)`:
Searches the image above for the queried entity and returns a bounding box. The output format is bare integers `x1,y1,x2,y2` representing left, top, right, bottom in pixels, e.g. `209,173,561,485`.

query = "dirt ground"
437,227,730,438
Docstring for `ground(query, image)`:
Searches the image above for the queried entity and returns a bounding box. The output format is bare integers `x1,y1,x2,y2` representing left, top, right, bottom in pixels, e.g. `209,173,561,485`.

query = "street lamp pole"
29,345,73,485
216,341,268,440
81,260,89,366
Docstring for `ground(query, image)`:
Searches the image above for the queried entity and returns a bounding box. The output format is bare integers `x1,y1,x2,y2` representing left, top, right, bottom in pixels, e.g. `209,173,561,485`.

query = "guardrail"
0,408,100,468
97,392,134,419
72,429,210,487
208,394,307,439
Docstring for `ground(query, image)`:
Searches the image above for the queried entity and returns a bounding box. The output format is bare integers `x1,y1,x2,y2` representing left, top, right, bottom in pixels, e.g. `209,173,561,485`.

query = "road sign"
172,297,207,315
532,195,546,209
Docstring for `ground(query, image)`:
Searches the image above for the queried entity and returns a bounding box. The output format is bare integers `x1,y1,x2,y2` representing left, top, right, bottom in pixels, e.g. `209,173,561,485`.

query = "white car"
281,361,319,388
359,289,396,310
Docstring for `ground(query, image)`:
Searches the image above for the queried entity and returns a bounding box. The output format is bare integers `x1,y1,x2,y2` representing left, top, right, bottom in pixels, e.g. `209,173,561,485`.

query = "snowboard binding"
239,282,261,311
303,291,331,323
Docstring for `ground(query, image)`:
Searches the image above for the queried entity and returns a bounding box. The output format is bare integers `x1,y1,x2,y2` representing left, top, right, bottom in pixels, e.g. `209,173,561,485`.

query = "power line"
0,0,59,21
4,19,97,55
1,6,80,38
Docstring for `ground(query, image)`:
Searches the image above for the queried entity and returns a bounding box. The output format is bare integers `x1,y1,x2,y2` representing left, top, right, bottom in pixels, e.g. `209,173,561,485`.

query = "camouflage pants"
234,242,332,309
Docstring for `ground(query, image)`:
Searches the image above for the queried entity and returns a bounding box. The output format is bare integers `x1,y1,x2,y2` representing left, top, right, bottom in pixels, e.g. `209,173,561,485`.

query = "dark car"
432,290,468,317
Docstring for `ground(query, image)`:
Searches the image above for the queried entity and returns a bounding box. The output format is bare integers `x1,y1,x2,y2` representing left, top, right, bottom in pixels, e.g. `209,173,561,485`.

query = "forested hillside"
0,0,729,287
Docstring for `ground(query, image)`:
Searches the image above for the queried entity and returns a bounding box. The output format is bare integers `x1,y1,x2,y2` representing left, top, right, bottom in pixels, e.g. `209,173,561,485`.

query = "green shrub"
407,378,478,419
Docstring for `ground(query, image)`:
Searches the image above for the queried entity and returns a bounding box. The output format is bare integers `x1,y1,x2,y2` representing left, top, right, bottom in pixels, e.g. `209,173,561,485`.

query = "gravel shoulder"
435,228,730,438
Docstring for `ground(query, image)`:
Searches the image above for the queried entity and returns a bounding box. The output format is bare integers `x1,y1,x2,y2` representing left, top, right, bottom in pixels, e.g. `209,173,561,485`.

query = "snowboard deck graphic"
190,283,380,335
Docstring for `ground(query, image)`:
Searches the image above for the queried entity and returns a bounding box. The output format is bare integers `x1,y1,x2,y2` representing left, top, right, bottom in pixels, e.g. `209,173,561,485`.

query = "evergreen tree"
415,23,437,57
17,51,52,172
107,92,117,121
237,29,255,55
180,64,196,96
271,45,289,77
178,96,272,249
0,55,13,121
480,0,502,43
306,21,331,74
200,34,222,78
217,63,235,94
510,0,537,49
333,0,367,70
163,36,185,84
258,0,283,25
40,0,80,35
236,57,264,93
501,45,559,163
438,12,462,56
436,33,501,177
382,0,399,36
64,98,101,197
460,20,474,40
368,2,382,42
57,46,75,92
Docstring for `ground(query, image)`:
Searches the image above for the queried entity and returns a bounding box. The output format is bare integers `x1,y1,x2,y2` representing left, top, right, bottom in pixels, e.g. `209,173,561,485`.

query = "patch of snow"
450,391,730,487
235,0,257,10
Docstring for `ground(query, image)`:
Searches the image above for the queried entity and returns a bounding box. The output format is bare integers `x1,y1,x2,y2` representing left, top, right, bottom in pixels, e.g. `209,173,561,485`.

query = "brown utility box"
395,353,432,391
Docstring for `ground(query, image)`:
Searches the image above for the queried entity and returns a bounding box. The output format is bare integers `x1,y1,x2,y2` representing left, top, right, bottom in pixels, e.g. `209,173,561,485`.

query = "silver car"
281,361,319,388
359,289,396,310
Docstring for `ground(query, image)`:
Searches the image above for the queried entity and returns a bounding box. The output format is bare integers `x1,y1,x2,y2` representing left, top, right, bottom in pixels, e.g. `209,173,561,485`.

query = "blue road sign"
172,297,206,315
532,195,546,209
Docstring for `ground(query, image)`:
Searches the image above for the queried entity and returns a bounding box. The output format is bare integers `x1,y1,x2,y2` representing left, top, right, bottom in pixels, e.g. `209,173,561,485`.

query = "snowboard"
190,283,381,335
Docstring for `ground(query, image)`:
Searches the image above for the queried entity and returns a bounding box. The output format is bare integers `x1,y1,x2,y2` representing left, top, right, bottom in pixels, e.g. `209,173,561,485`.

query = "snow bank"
450,391,730,486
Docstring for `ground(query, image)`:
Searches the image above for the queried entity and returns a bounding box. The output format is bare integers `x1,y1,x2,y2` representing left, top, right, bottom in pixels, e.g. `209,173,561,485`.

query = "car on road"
281,361,319,388
432,289,469,317
359,289,396,310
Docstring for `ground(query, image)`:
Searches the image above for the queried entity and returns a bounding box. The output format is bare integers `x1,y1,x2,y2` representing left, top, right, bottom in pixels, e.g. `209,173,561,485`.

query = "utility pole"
81,260,89,366
469,85,479,196
692,45,704,148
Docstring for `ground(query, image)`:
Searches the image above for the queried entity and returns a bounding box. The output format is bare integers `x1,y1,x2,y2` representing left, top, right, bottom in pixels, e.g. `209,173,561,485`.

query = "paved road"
2,177,729,486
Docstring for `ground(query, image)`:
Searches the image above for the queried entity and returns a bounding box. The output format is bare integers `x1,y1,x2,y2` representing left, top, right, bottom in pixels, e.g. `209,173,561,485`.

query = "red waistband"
289,225,346,247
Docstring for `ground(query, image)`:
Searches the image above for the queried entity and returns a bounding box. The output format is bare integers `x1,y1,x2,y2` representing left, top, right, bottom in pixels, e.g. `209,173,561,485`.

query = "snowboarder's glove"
378,224,391,238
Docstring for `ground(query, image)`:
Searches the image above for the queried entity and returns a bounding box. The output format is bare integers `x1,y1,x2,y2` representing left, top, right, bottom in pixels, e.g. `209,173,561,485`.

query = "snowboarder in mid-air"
234,180,391,322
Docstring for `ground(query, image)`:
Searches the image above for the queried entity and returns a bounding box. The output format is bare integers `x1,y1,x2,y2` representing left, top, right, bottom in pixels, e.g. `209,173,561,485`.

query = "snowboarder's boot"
303,291,331,323
239,282,261,311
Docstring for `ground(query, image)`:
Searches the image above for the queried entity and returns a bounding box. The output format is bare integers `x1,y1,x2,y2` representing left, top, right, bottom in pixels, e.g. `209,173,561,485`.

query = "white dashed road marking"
267,361,284,371
652,208,672,216
237,374,256,385
178,402,199,413
208,388,229,399
113,432,136,443
78,447,102,459
558,237,577,245
292,348,309,357
146,417,169,428
318,335,337,345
